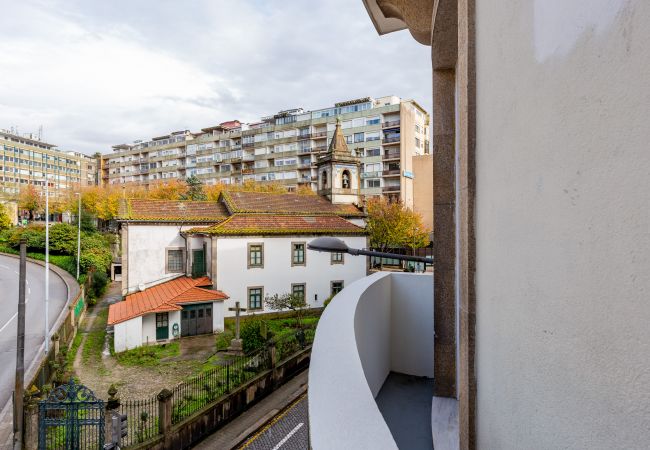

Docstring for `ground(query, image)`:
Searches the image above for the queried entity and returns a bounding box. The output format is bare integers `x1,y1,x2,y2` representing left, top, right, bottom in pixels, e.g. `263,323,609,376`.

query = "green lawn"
115,342,180,367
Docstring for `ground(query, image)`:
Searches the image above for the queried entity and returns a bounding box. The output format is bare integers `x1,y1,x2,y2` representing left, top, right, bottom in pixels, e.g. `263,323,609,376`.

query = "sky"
0,0,431,154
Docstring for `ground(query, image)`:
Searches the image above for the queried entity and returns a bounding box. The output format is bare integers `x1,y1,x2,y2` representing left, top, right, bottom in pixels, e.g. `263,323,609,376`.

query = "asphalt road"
0,254,68,408
239,394,309,450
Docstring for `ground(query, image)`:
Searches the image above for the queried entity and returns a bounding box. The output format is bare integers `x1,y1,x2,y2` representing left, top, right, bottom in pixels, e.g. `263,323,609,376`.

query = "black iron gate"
38,380,105,449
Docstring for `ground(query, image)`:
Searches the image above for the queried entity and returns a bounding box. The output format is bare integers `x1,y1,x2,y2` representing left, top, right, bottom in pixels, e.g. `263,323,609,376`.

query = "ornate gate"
38,380,105,449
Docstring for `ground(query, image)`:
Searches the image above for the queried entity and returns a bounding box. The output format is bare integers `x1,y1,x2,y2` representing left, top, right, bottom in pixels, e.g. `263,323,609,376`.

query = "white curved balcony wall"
309,272,434,449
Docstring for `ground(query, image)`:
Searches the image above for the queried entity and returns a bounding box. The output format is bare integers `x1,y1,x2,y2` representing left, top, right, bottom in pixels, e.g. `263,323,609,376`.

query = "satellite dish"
138,283,146,292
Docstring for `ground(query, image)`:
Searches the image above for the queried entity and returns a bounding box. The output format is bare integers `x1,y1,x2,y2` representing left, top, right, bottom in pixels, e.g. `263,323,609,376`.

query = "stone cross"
228,301,247,340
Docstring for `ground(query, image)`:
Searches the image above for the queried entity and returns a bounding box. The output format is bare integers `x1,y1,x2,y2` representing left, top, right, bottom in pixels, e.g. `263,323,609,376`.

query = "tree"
180,176,207,201
147,179,186,200
366,197,430,251
265,292,308,328
0,203,12,230
18,185,43,220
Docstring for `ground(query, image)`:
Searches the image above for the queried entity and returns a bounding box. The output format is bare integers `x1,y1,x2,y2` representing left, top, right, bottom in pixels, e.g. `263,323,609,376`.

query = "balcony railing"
309,272,434,450
312,131,327,138
382,169,400,176
361,171,382,179
382,136,400,145
313,145,327,152
242,142,254,148
382,151,400,160
381,120,401,128
298,133,312,140
382,185,400,193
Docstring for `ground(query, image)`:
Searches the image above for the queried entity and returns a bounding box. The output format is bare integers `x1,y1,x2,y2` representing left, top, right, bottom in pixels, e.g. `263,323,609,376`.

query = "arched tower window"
322,170,328,188
342,170,351,189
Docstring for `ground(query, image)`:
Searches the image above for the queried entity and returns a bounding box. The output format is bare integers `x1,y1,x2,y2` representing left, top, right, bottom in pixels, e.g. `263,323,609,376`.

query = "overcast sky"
0,0,431,154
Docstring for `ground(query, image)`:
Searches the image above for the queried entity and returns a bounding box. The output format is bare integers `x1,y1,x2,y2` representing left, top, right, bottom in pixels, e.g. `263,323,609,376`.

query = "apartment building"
0,129,99,199
102,95,430,207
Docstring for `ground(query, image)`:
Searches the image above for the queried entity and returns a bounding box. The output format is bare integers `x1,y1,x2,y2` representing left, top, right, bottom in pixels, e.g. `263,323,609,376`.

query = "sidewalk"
193,369,309,450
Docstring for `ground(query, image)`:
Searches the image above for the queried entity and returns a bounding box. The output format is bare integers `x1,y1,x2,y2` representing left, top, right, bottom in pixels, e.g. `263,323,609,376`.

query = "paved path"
193,370,309,450
0,254,68,408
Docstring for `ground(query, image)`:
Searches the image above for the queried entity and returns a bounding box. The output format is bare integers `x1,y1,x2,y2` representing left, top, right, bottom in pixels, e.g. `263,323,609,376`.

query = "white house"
110,122,368,348
108,276,228,352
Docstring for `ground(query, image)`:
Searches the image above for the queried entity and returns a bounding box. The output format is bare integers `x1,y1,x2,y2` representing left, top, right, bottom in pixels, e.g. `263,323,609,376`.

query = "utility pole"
76,192,81,280
14,238,27,450
45,161,49,353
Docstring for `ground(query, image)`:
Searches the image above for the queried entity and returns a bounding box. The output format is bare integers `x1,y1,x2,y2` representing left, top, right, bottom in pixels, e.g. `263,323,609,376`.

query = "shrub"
240,318,266,353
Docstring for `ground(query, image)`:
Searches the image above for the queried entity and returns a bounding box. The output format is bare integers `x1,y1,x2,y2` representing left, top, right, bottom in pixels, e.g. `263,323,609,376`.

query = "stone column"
157,388,173,436
105,385,120,445
23,392,39,450
432,68,458,399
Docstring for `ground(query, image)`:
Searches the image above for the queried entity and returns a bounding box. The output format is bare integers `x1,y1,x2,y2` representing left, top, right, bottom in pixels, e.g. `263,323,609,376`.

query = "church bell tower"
316,118,361,205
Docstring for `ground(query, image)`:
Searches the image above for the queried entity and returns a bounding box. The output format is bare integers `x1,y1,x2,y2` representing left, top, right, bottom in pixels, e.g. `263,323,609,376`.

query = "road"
0,254,68,408
238,394,309,450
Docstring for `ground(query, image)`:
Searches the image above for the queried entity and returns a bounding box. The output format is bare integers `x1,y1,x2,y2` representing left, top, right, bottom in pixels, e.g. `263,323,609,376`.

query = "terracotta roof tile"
108,276,228,325
192,214,365,236
222,191,364,217
117,199,229,222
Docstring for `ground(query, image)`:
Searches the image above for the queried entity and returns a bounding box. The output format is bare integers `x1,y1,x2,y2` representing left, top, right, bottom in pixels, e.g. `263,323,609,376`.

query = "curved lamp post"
307,237,433,264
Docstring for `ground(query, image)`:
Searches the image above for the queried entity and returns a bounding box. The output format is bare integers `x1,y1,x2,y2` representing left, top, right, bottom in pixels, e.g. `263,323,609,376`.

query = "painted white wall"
125,225,187,293
309,272,434,450
142,314,156,345
389,274,434,376
212,301,225,332
215,235,367,316
113,316,143,353
475,1,650,448
169,310,181,339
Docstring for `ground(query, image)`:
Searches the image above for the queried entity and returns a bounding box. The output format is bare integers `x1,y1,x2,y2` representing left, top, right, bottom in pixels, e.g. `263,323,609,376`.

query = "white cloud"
0,0,431,153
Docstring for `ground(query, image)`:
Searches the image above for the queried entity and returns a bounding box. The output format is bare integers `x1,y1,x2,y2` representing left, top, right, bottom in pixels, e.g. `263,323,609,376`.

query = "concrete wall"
114,316,143,353
475,1,650,448
215,235,367,317
212,301,224,332
412,154,433,233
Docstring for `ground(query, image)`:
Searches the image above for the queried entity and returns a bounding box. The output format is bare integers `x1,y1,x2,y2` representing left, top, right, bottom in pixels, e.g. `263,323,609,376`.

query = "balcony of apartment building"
312,130,328,139
313,144,328,152
383,162,401,177
383,149,401,161
310,272,444,450
382,134,401,145
381,119,401,129
382,184,400,194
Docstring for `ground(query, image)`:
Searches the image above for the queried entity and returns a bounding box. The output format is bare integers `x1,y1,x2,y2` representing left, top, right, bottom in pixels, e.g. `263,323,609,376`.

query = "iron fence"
171,346,272,424
119,395,159,447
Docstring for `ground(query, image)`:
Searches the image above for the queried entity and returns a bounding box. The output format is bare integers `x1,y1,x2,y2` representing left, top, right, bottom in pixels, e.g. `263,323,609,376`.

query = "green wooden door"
156,313,169,340
192,249,206,278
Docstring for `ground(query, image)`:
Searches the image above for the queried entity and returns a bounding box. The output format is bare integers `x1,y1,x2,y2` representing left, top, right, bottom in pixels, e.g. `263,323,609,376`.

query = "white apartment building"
102,96,429,207
1,129,98,198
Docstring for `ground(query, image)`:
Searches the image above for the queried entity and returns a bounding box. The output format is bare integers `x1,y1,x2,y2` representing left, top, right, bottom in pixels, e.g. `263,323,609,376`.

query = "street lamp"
44,163,49,353
307,237,433,264
75,193,81,280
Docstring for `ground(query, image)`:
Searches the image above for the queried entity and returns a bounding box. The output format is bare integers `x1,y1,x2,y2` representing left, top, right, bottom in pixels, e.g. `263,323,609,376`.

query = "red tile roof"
118,199,229,222
108,276,228,325
222,191,364,217
192,214,365,236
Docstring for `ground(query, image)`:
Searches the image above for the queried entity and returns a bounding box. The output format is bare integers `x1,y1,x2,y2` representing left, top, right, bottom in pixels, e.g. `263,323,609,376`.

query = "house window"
166,248,184,273
292,283,306,301
292,242,306,266
365,148,380,157
366,179,380,188
248,243,264,268
331,281,344,296
248,287,263,310
354,132,365,143
331,252,344,264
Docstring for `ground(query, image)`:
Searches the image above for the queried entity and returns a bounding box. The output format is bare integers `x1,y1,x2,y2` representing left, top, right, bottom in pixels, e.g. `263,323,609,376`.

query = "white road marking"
271,423,304,450
0,264,9,269
0,313,18,334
